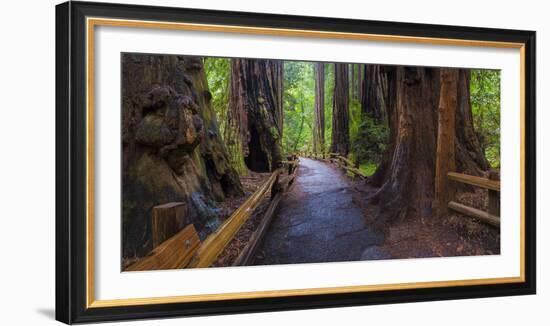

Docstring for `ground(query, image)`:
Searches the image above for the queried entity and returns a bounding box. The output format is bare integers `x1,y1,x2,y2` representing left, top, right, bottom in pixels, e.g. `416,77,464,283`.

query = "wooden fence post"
152,202,187,249
488,169,500,217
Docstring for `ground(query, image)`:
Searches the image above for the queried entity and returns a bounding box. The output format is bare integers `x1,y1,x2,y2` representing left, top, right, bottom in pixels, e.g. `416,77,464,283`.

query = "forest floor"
352,180,500,259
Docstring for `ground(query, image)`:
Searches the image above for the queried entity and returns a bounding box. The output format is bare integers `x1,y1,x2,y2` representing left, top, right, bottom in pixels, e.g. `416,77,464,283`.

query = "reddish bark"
228,59,284,172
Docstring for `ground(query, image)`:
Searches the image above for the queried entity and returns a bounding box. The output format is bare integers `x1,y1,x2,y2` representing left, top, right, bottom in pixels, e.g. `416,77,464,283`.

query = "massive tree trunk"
121,54,243,258
370,66,490,222
313,63,325,154
373,67,440,222
330,63,350,155
228,58,284,172
455,69,490,176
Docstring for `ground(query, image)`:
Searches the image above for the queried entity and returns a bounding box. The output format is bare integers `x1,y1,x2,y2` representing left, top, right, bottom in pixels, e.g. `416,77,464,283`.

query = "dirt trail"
253,158,386,266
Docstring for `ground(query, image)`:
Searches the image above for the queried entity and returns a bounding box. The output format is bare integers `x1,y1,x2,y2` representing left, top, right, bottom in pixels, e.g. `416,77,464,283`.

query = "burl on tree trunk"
330,63,350,155
121,54,243,259
228,58,284,172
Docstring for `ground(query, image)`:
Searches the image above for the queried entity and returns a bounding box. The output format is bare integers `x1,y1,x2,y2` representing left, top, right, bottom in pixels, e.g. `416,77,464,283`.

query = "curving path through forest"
252,158,386,266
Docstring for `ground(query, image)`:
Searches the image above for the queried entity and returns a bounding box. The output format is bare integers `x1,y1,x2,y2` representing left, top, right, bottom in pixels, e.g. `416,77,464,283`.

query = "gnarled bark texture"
374,67,440,222
228,59,284,172
330,63,350,155
313,63,325,154
121,54,243,259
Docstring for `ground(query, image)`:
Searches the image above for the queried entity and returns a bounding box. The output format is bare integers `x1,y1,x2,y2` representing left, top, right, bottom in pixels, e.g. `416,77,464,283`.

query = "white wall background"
0,0,546,324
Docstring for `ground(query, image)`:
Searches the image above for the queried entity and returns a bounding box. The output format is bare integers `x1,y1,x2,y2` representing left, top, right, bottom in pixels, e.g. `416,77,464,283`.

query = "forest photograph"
121,53,501,271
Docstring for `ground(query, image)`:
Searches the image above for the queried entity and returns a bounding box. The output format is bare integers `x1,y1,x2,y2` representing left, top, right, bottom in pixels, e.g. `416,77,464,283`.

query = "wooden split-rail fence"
447,170,500,227
299,152,367,179
126,158,299,271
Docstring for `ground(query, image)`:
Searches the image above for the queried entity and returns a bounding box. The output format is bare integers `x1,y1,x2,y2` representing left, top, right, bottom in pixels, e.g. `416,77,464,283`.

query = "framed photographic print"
55,1,536,324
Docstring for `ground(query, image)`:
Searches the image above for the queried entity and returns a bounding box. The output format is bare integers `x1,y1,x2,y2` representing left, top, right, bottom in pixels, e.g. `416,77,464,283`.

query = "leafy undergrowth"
358,162,378,177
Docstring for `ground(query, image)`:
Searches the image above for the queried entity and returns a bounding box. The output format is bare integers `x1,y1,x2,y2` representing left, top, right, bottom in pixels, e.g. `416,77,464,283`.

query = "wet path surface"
253,158,385,266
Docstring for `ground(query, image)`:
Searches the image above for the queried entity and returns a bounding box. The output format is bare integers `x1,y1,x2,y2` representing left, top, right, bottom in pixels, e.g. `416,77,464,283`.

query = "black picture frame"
56,1,536,324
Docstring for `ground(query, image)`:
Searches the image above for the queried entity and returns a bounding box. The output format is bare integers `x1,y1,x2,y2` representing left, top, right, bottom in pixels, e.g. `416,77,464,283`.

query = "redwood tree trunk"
313,63,325,154
121,54,243,259
371,67,490,222
357,64,363,102
374,67,440,222
330,63,350,155
351,64,357,100
228,59,284,172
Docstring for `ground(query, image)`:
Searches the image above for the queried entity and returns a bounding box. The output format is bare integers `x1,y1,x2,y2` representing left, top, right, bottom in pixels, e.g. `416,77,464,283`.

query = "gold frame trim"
86,17,526,309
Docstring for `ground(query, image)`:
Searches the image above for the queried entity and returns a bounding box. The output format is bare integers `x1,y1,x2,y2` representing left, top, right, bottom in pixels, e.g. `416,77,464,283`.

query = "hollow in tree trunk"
228,58,284,172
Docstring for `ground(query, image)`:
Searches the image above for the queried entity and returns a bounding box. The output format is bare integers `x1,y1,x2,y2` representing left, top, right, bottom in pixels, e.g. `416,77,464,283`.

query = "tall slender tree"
356,64,363,102
330,63,350,155
228,58,284,172
313,63,325,154
351,64,357,100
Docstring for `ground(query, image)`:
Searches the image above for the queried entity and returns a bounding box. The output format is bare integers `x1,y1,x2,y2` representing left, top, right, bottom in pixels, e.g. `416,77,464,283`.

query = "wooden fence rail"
126,159,299,271
301,152,366,179
447,172,500,191
187,170,281,268
447,170,500,227
232,159,299,266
